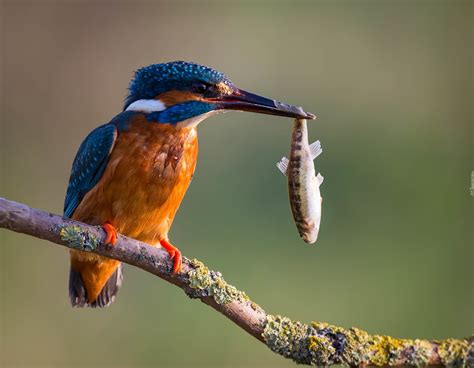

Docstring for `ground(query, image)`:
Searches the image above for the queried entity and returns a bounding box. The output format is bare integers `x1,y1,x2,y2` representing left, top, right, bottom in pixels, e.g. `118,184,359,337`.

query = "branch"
0,197,472,367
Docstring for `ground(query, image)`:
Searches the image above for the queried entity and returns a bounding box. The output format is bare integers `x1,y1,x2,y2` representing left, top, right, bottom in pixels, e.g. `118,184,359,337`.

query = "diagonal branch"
0,197,472,367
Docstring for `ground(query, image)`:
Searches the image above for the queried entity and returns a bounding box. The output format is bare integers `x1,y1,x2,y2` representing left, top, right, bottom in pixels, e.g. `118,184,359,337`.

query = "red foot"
102,222,118,246
159,239,182,273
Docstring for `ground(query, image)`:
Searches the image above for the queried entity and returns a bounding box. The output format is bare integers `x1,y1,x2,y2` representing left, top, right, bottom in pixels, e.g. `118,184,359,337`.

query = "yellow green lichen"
187,258,249,305
347,327,373,365
311,322,363,365
263,317,355,366
57,225,100,251
309,322,473,367
367,335,408,365
437,337,473,367
411,339,437,366
188,259,212,290
308,335,336,365
263,315,313,364
310,322,435,366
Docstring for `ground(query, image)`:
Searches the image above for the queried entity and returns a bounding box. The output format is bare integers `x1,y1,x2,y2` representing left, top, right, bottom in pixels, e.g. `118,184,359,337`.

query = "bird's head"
124,61,315,127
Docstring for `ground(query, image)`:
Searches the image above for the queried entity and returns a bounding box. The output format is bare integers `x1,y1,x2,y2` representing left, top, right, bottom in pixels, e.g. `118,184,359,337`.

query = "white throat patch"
126,99,166,113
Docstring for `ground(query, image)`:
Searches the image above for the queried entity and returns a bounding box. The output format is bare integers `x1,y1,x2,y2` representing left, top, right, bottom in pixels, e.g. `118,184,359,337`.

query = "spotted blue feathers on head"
125,61,232,109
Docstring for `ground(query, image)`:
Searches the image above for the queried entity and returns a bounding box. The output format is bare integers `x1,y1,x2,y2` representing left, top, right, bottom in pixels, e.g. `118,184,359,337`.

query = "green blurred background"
1,0,472,367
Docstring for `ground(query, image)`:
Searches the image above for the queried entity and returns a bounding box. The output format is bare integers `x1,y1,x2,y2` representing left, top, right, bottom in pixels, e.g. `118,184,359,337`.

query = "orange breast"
72,116,199,245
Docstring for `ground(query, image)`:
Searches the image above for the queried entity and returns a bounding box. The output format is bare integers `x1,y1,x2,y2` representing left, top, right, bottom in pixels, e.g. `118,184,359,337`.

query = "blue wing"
64,124,117,218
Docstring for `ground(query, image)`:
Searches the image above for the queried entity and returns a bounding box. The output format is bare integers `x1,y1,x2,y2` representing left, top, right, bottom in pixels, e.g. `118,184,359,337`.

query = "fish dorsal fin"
276,157,289,176
316,173,324,185
309,140,322,160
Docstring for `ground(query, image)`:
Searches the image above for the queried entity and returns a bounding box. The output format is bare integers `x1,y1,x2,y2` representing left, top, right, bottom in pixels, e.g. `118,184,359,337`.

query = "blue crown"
125,61,232,109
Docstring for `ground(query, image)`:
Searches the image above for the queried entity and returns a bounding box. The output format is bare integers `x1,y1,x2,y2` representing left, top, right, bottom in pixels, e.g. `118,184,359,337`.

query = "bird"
64,61,315,307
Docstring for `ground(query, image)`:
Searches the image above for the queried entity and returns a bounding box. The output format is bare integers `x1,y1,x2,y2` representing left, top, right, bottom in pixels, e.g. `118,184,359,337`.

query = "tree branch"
0,197,472,367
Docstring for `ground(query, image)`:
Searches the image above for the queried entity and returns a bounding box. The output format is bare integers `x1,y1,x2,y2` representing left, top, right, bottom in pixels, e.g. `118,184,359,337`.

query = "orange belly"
70,117,198,301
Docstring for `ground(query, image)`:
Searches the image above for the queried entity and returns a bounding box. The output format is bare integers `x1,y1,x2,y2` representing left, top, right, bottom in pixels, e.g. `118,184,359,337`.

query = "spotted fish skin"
276,119,323,244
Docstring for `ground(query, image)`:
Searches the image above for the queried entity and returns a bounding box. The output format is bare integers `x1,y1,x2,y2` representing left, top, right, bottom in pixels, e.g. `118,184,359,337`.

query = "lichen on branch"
187,258,250,305
0,197,472,367
55,224,100,251
263,315,473,367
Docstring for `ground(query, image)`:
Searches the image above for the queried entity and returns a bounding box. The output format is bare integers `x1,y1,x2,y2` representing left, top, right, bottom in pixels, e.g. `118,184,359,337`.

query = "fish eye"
193,83,209,94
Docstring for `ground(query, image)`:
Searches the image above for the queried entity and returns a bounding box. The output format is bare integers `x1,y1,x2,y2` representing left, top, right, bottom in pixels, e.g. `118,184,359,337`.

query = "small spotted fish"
276,119,323,244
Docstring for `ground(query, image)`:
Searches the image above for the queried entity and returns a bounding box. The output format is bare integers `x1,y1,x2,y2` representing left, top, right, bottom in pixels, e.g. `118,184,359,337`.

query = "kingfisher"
65,61,315,307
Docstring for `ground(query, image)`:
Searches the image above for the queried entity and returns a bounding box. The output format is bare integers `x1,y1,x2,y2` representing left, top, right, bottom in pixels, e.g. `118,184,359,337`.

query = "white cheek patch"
126,99,166,113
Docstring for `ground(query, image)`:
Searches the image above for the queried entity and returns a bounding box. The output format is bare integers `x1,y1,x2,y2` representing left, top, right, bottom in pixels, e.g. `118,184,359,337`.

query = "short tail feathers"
69,264,123,308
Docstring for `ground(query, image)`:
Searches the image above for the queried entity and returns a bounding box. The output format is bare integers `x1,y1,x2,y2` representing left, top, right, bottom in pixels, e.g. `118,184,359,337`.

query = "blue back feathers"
124,61,232,109
64,124,117,217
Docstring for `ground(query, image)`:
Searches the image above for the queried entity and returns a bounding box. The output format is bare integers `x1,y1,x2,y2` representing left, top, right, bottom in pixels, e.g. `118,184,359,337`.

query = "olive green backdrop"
1,1,472,367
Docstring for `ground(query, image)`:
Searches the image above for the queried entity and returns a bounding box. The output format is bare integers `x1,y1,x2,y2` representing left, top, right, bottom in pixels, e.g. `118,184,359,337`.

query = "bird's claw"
159,239,182,273
102,222,118,246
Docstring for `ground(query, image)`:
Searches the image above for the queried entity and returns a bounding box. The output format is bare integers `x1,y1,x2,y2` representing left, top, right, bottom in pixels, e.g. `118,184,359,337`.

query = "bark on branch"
0,197,472,367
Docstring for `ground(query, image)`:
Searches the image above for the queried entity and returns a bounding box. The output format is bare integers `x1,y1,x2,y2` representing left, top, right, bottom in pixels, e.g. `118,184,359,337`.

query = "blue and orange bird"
64,61,315,307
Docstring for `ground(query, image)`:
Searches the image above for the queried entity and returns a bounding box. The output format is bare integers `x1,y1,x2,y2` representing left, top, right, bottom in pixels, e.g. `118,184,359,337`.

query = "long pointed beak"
209,88,316,120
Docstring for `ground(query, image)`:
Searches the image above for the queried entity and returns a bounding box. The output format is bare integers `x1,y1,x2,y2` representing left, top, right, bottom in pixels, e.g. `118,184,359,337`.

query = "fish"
276,118,324,244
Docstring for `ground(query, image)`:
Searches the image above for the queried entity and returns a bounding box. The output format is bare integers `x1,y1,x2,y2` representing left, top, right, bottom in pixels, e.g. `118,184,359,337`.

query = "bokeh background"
1,1,472,367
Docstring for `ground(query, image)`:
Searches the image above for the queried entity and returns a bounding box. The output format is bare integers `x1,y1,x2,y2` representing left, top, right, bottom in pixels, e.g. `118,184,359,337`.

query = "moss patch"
187,259,249,305
56,225,100,252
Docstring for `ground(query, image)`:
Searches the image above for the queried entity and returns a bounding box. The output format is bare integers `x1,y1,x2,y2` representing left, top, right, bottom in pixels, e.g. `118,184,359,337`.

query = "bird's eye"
193,83,208,94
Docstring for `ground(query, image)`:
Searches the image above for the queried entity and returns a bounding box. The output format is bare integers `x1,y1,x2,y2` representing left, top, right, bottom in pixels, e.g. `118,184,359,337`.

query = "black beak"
210,88,316,120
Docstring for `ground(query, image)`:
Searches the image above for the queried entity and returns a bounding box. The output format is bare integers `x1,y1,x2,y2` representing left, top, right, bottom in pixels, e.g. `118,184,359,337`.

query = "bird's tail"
69,261,123,308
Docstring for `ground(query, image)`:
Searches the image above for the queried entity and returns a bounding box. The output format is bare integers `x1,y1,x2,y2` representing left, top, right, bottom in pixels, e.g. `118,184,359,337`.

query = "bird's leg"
159,239,182,273
102,222,118,246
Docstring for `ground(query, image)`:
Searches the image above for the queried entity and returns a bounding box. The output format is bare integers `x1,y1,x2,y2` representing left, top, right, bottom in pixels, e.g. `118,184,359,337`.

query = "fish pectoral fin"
316,173,324,186
276,157,289,176
309,140,322,161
